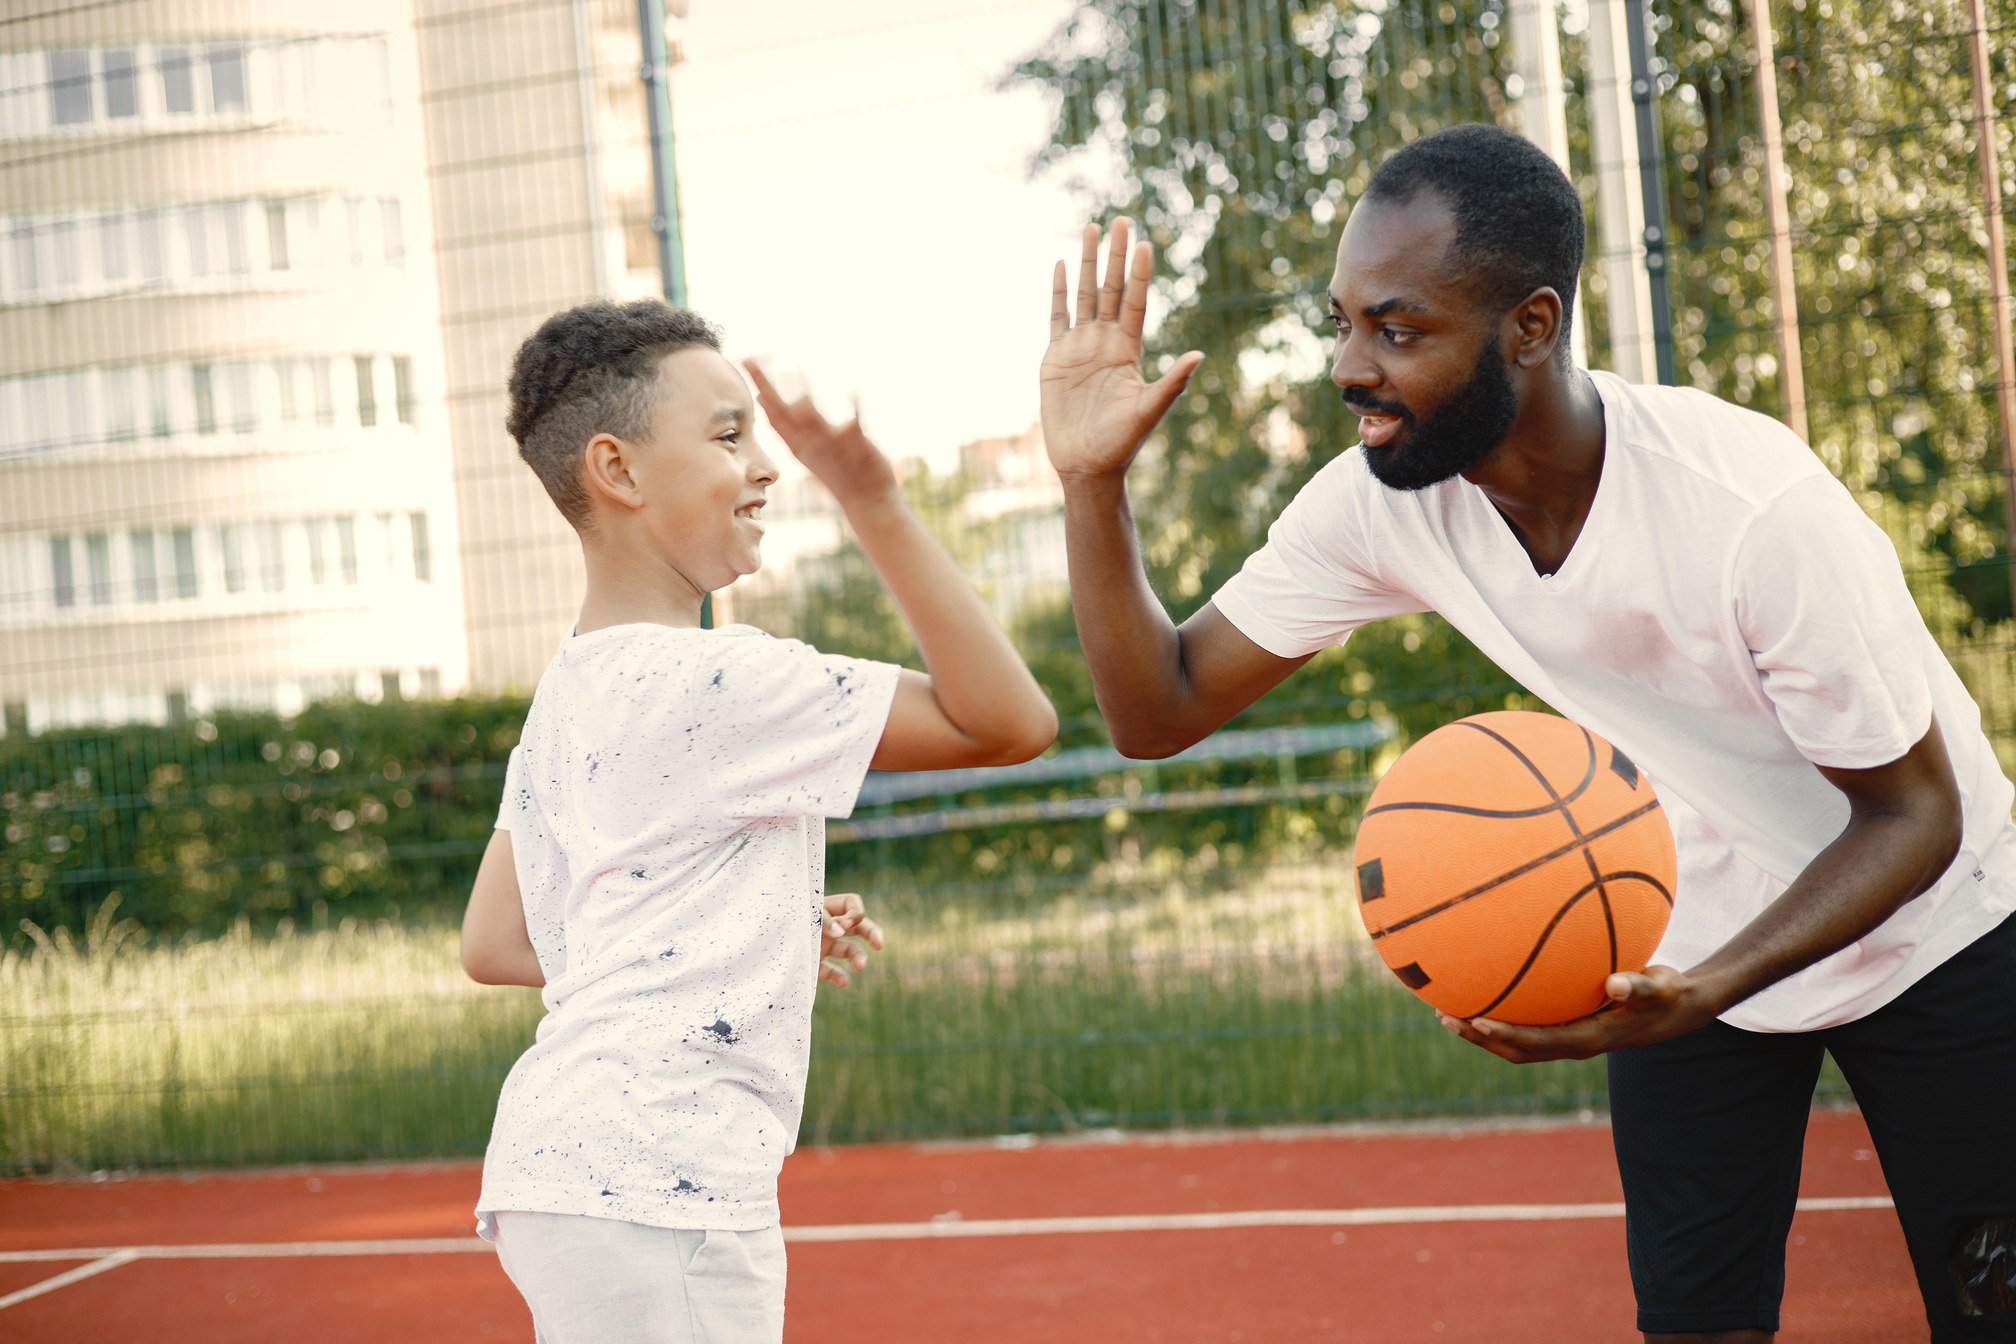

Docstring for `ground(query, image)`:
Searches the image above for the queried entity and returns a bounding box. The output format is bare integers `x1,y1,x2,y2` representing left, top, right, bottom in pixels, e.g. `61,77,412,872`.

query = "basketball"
1353,711,1676,1025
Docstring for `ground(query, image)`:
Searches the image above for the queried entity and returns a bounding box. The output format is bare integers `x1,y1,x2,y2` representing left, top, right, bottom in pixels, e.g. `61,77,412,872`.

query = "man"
1039,123,2016,1342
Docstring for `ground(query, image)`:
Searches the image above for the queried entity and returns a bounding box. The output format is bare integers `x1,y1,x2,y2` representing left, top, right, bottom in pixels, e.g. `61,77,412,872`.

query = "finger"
819,961,852,988
1141,351,1205,423
1119,239,1154,336
1074,223,1100,324
853,916,885,951
1097,217,1132,322
1050,260,1070,339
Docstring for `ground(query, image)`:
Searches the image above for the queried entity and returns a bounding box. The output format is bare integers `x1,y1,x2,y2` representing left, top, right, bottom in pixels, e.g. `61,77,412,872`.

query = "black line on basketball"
1581,849,1618,972
1469,875,1605,1019
1358,857,1385,901
1457,720,1597,840
1365,798,1579,821
1597,870,1675,907
1368,800,1665,940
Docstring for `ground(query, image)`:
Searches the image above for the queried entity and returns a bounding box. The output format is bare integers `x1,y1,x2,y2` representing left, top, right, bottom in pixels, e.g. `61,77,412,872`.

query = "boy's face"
627,347,778,593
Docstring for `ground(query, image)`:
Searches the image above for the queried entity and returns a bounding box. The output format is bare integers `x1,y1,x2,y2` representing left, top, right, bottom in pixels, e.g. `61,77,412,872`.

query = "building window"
409,511,431,583
256,520,285,593
49,51,94,125
335,515,358,584
265,202,289,271
379,198,404,268
147,367,171,437
159,47,194,114
344,197,365,267
191,365,216,434
170,528,198,598
225,362,255,433
207,45,246,114
84,533,111,605
393,356,415,425
99,213,128,281
311,358,334,428
354,356,376,427
220,525,245,593
130,529,159,602
10,225,37,294
183,206,211,276
104,367,137,441
102,49,139,119
305,517,326,584
50,221,77,286
50,537,75,608
137,211,166,281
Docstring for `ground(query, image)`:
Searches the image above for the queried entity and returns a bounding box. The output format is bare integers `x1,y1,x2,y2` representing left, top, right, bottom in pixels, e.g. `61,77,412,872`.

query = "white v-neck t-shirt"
476,623,899,1237
1213,370,2015,1033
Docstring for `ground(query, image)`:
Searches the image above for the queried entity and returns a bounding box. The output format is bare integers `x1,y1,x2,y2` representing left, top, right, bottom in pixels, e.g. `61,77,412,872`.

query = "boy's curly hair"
505,299,723,527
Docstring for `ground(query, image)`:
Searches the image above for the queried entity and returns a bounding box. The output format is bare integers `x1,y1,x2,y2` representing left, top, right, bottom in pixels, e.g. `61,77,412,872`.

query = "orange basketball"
1354,711,1676,1025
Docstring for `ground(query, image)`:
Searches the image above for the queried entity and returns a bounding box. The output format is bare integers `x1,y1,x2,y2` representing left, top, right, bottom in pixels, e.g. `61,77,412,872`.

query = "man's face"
1326,193,1518,491
628,347,778,592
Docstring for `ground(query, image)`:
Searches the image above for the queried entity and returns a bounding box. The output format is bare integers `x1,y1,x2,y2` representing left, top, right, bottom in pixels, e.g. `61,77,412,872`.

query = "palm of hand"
1041,219,1203,481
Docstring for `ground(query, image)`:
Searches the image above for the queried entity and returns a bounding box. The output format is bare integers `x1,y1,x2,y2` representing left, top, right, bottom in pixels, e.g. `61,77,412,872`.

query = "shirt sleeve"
494,745,522,832
1733,474,1933,770
693,634,903,820
1210,454,1428,658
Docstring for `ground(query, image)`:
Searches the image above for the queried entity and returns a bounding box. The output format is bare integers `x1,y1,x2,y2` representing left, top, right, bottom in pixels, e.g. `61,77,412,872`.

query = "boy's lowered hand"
819,891,885,988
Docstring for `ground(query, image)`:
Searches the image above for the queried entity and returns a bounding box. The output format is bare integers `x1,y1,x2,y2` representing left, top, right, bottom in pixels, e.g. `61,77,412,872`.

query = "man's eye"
1384,329,1419,346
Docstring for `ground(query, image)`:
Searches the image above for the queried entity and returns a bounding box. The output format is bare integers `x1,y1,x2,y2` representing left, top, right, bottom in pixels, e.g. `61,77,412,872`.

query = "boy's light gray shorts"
493,1211,785,1344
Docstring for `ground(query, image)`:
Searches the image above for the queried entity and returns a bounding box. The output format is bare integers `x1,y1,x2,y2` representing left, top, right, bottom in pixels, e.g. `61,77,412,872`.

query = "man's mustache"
1339,387,1410,421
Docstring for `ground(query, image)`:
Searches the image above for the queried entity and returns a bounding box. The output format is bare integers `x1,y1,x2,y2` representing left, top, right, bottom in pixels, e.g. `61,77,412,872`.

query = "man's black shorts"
1607,911,2016,1341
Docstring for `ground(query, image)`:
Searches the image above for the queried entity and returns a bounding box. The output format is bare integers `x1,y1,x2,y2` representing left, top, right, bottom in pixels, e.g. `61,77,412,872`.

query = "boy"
459,298,1056,1343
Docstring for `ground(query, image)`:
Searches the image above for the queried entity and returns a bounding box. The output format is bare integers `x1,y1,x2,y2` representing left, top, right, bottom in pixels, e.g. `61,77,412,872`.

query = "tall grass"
1,873,1847,1174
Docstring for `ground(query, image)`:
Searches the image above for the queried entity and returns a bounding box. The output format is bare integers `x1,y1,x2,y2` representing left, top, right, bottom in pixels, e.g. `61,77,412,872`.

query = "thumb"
1606,971,1654,1002
1141,351,1205,422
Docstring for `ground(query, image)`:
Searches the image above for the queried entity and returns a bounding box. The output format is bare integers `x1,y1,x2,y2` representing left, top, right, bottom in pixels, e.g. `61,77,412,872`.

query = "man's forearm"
1061,473,1196,754
1686,806,1961,1017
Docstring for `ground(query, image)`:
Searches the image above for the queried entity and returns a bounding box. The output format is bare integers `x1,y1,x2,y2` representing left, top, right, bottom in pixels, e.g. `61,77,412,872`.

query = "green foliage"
0,695,527,939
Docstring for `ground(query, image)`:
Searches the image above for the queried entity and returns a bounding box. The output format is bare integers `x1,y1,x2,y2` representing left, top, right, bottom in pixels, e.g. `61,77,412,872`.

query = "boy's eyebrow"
706,402,749,425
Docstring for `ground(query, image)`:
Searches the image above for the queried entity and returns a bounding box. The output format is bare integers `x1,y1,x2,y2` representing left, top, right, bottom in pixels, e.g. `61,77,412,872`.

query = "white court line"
0,1251,139,1310
0,1195,1897,1284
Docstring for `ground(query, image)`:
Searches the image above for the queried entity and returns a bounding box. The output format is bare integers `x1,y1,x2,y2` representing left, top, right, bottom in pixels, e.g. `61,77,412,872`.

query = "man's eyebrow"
1363,297,1430,317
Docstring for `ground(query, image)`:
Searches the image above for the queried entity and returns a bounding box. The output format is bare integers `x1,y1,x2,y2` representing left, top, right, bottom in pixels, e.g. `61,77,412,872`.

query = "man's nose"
1331,329,1380,391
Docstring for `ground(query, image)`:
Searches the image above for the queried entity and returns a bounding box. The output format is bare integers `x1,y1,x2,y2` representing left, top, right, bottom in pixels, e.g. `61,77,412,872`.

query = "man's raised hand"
1041,218,1204,483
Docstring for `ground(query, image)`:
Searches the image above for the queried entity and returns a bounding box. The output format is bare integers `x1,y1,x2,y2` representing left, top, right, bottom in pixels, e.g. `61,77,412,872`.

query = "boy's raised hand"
745,362,899,510
819,891,885,988
1042,218,1205,483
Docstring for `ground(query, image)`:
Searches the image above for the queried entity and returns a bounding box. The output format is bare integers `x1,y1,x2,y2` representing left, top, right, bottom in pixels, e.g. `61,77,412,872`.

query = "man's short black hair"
505,298,723,527
1365,124,1585,351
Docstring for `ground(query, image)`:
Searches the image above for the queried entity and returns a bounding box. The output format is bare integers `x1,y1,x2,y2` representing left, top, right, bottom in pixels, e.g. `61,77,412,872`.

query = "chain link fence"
7,0,2008,1169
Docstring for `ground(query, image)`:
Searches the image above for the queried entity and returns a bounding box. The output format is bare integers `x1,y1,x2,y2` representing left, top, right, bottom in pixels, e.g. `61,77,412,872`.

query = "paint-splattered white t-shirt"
475,623,900,1237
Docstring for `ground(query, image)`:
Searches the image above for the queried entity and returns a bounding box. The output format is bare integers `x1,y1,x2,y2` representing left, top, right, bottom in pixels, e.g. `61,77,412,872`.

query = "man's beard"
1344,337,1519,492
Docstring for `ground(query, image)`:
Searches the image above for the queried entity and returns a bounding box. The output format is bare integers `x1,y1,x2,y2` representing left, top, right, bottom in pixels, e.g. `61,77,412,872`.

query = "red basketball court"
0,1109,1919,1343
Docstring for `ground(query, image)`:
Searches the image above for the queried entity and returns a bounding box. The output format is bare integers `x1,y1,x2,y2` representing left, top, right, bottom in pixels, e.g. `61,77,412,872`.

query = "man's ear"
1509,287,1564,370
581,432,644,512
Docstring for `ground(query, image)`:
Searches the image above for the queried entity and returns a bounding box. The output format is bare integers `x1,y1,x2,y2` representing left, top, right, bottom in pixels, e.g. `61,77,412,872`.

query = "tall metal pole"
637,0,688,308
636,0,706,624
1508,0,1588,365
1746,0,1808,442
1585,1,1660,383
1967,0,2016,549
1621,0,1676,384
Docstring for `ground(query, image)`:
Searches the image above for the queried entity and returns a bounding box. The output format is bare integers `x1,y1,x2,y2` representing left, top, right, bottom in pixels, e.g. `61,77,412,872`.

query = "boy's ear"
581,432,644,512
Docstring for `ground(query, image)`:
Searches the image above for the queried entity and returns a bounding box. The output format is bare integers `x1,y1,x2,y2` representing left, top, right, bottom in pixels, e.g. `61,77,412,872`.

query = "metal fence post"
1966,0,2016,545
636,0,688,309
1507,0,1589,366
1745,0,1808,442
1620,0,1676,385
1584,0,1661,382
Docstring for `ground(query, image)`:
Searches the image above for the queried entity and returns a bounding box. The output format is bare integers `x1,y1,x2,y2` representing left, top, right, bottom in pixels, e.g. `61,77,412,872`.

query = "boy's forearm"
842,490,1054,754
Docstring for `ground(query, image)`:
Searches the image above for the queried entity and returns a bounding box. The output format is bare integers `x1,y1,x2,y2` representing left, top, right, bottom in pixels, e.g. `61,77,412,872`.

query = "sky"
670,0,1099,475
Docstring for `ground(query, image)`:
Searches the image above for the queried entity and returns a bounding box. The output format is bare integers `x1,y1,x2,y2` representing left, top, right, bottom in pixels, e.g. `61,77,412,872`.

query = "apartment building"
0,2,466,733
0,0,669,733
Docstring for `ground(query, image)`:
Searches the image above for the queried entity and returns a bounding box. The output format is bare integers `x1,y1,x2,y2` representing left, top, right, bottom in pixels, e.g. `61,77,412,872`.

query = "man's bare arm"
1444,718,1964,1062
1043,219,1311,756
